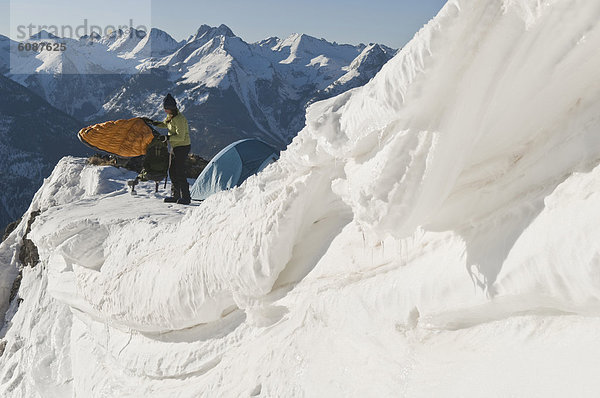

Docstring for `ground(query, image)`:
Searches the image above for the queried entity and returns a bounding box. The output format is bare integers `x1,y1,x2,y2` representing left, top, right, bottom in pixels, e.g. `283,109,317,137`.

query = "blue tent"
190,138,280,201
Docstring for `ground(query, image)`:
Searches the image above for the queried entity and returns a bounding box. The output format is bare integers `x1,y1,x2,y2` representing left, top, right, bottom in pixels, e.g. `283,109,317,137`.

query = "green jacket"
155,112,191,148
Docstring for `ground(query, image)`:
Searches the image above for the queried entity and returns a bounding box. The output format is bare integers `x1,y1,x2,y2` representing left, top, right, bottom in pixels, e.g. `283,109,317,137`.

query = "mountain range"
3,24,395,157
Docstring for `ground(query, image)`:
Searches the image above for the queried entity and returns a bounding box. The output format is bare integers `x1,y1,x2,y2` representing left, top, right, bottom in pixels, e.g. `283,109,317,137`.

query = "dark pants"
169,145,191,200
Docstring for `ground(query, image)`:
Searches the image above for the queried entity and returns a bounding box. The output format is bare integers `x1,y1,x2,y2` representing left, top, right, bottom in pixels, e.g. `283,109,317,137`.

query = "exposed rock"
18,210,41,269
1,218,21,243
8,273,22,304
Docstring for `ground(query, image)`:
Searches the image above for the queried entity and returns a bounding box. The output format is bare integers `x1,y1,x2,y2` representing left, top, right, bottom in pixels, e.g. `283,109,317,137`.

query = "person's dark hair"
163,93,178,111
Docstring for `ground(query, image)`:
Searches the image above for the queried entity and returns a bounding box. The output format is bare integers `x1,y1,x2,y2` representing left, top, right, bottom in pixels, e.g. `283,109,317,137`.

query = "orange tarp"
78,118,155,158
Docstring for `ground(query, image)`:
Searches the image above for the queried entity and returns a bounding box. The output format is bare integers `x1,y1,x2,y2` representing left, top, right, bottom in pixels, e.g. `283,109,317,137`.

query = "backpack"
127,136,170,195
138,137,169,182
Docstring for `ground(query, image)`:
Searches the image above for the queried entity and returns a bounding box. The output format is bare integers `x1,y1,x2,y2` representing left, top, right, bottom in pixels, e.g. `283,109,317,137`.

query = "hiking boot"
176,197,191,205
164,196,179,203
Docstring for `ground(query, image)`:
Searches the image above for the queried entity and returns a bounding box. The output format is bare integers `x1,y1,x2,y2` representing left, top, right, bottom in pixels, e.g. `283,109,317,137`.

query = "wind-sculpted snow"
30,156,349,332
3,1,600,396
309,0,600,244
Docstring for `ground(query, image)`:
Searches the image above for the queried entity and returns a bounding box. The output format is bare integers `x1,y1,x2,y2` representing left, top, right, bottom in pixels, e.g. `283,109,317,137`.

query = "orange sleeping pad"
78,118,156,158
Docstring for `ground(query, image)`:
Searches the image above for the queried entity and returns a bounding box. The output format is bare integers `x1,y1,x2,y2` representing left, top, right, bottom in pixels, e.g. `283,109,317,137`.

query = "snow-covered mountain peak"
273,33,317,56
98,29,122,45
256,36,280,49
191,24,235,42
128,27,183,59
316,43,395,99
103,28,147,54
7,27,140,76
77,32,103,46
29,30,60,40
147,27,178,40
348,43,394,70
158,24,237,68
273,32,362,66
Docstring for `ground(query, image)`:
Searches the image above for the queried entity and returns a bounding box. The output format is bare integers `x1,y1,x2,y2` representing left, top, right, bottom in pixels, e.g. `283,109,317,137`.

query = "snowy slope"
3,0,600,396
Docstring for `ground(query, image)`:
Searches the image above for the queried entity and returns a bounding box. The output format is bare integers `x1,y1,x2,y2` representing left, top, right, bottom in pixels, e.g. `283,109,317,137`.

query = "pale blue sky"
2,0,447,48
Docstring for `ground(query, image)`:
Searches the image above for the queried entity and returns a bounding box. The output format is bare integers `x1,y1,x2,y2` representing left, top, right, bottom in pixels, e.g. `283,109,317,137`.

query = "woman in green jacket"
151,93,192,204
